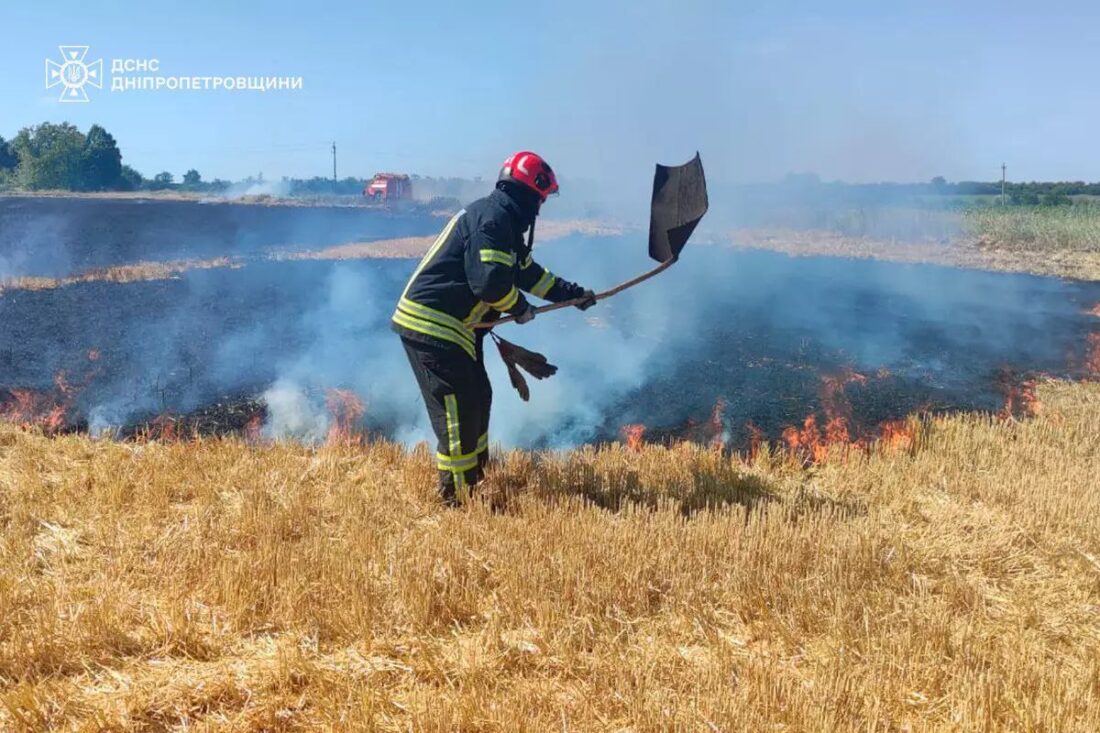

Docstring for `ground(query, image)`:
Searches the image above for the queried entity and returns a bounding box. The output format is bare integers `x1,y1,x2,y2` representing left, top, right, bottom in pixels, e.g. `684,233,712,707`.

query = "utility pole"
1001,163,1006,205
332,142,337,189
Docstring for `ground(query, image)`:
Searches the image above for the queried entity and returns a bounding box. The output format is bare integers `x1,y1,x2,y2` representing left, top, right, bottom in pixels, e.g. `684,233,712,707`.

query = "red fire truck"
363,173,412,202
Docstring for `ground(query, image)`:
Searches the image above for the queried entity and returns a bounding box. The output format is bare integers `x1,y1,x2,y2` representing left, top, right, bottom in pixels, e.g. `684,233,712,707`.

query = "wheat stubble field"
2,196,1100,731
1,380,1098,731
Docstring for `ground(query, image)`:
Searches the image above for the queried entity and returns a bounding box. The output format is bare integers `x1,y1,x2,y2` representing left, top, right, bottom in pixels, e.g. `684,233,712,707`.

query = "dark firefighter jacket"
392,188,586,359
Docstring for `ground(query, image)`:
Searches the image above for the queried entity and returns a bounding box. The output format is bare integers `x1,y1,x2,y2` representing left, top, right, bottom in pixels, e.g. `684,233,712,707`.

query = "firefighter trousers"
400,336,491,503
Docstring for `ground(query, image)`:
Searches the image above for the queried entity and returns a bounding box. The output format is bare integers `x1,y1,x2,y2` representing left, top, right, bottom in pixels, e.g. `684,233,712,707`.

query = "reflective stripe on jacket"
392,188,584,357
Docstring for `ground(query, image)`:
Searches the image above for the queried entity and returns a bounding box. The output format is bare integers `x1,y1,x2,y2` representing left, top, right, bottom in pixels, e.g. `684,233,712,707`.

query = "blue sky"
2,1,1098,184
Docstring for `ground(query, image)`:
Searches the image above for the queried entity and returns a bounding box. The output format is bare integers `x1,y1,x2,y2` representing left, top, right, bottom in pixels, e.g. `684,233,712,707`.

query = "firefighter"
393,151,596,505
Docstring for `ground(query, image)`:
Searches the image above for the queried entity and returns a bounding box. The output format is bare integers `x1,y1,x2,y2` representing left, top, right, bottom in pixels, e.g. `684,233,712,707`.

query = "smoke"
251,229,1099,450
253,231,689,449
2,199,1098,452
261,380,330,441
258,262,430,445
0,208,72,279
479,240,677,447
409,177,486,206
218,178,292,200
249,240,678,450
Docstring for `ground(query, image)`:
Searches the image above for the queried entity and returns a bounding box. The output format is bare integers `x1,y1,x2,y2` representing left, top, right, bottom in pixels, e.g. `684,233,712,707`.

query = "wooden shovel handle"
473,258,676,329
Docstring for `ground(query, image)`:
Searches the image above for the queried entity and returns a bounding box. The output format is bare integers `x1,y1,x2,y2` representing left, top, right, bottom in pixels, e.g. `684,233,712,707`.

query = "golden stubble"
0,381,1098,731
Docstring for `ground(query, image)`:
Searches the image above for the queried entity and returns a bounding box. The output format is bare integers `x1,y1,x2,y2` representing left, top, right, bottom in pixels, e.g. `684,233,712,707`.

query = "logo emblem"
45,46,103,103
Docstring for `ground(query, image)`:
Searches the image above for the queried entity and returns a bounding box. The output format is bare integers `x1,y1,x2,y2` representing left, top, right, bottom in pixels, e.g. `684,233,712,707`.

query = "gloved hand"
574,289,598,311
514,302,536,324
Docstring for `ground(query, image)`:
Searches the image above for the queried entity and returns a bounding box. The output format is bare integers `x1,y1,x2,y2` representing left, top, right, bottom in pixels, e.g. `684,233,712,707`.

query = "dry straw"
0,381,1098,730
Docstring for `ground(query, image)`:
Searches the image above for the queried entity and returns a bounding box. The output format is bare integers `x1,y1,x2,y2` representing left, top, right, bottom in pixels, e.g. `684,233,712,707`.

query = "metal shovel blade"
648,152,709,262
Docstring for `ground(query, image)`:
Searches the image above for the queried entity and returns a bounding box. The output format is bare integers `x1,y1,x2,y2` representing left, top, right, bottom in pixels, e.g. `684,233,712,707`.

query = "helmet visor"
534,167,559,198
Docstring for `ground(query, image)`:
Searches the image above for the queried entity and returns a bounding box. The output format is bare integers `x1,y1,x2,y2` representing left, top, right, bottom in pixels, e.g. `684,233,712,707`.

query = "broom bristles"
493,334,558,401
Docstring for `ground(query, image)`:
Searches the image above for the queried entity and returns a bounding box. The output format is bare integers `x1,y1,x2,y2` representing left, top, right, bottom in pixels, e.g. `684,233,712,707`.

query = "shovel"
474,152,709,328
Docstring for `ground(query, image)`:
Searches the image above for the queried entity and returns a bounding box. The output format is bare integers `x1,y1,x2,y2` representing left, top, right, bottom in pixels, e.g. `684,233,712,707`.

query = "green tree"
79,124,123,191
0,135,17,172
11,122,86,190
182,169,202,189
151,171,174,190
119,165,144,191
0,135,16,189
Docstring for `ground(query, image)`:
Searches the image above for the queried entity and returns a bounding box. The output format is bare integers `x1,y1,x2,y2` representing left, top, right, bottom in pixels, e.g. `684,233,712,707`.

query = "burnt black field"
0,195,441,275
1,197,1099,449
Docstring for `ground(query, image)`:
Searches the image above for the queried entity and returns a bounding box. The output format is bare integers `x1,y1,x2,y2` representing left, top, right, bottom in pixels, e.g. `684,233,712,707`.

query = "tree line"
721,172,1100,210
0,122,484,200
782,173,1100,198
0,122,138,192
3,122,1099,206
0,122,350,194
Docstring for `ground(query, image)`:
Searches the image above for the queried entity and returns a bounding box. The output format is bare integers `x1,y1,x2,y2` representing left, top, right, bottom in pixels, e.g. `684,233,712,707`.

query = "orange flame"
1086,333,1100,376
325,388,365,445
779,369,869,463
998,374,1040,419
823,416,850,445
1086,303,1100,319
620,424,646,451
707,398,728,450
745,421,765,460
0,353,105,434
244,414,264,444
782,415,830,462
0,389,66,432
2,379,73,434
54,370,75,397
820,370,866,418
878,419,915,451
149,414,179,442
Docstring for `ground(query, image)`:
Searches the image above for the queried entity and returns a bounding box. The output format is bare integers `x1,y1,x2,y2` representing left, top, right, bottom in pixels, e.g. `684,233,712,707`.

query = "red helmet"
498,151,559,202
